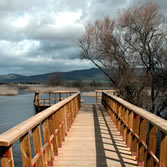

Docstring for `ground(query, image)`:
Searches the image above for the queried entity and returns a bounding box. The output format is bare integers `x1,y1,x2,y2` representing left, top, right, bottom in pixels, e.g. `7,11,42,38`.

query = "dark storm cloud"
0,0,166,75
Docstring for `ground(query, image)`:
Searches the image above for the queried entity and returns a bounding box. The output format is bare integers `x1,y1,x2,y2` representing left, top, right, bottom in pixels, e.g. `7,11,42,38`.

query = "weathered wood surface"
0,93,80,147
49,104,138,167
104,93,167,134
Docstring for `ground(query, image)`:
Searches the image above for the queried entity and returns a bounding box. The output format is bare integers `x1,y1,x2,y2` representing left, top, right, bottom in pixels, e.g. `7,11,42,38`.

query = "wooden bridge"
0,91,167,167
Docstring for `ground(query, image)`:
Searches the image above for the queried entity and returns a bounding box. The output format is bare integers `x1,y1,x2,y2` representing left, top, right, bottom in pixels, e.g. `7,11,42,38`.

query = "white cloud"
0,0,166,75
11,14,31,29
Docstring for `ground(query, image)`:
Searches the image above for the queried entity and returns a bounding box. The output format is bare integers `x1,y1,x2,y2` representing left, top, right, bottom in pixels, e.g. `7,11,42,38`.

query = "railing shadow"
93,104,137,167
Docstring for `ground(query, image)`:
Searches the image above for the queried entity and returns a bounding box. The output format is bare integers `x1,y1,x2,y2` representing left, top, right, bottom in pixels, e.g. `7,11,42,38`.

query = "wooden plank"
146,123,157,167
123,109,129,144
137,118,147,166
0,145,14,167
20,132,32,167
32,125,44,167
131,114,140,156
42,119,53,166
55,110,62,148
117,104,121,131
63,105,68,136
159,131,167,166
120,106,125,136
127,111,134,148
51,104,137,167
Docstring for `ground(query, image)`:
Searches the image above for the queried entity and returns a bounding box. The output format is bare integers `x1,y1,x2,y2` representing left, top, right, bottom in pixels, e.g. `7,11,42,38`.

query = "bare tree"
48,72,64,86
118,2,167,113
78,2,167,115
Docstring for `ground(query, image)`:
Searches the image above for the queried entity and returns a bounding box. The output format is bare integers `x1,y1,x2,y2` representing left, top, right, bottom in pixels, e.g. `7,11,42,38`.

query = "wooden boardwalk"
50,104,138,167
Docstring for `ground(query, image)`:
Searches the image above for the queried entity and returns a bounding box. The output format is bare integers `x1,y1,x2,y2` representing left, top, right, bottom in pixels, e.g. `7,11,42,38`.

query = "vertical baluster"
60,108,65,142
137,118,147,166
159,131,167,166
32,125,44,167
146,123,157,167
66,102,70,132
120,106,125,137
117,104,121,131
55,93,57,104
64,105,68,136
131,114,140,156
127,111,134,148
111,100,115,122
113,101,117,125
123,109,129,143
59,93,61,101
42,119,53,166
20,132,32,167
70,100,74,124
115,102,119,128
69,101,72,128
55,111,62,148
0,145,14,167
109,99,112,119
74,98,77,118
52,112,59,156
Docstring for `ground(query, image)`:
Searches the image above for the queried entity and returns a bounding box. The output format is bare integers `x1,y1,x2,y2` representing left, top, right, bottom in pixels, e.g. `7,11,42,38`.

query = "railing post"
42,119,54,166
0,145,14,167
60,108,65,142
59,93,61,102
55,93,57,104
159,131,167,166
127,111,134,148
51,113,59,156
146,123,157,167
123,109,129,144
131,114,140,156
117,104,121,131
55,110,62,148
137,118,147,166
20,132,32,167
64,105,68,136
34,92,40,106
32,125,44,167
120,106,125,137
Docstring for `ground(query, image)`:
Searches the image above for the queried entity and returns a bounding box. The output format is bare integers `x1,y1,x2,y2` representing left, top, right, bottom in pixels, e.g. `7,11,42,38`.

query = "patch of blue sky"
17,11,25,17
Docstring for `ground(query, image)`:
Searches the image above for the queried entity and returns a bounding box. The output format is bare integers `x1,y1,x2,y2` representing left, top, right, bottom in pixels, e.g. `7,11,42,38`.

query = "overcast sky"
0,0,166,75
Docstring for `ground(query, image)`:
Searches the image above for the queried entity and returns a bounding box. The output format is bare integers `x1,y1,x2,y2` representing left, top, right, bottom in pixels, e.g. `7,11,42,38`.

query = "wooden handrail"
0,92,80,167
95,89,119,103
102,92,167,167
34,91,79,110
34,91,78,94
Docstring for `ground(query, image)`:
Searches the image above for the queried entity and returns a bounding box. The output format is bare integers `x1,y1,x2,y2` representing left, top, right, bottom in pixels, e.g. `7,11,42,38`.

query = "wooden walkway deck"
49,104,138,167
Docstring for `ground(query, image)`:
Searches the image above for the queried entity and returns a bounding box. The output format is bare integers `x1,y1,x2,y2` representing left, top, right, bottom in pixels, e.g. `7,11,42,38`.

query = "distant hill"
0,68,107,83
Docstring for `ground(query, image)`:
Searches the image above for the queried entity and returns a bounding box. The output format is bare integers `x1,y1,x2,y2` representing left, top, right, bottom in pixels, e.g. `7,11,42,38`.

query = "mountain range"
0,68,107,83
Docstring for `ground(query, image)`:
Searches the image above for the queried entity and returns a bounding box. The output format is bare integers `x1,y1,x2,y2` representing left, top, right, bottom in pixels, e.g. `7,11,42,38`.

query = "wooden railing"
102,92,167,167
95,89,119,103
34,91,78,111
0,93,80,167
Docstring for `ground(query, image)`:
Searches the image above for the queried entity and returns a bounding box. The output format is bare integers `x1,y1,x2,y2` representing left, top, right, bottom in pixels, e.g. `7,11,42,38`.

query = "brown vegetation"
78,2,167,116
0,86,18,96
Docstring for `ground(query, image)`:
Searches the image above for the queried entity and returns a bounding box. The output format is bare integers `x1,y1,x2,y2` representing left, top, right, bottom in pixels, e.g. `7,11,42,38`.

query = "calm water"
0,92,37,167
0,93,36,134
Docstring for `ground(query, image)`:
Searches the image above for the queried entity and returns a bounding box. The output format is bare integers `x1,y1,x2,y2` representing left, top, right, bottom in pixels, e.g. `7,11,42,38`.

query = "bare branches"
78,1,167,115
